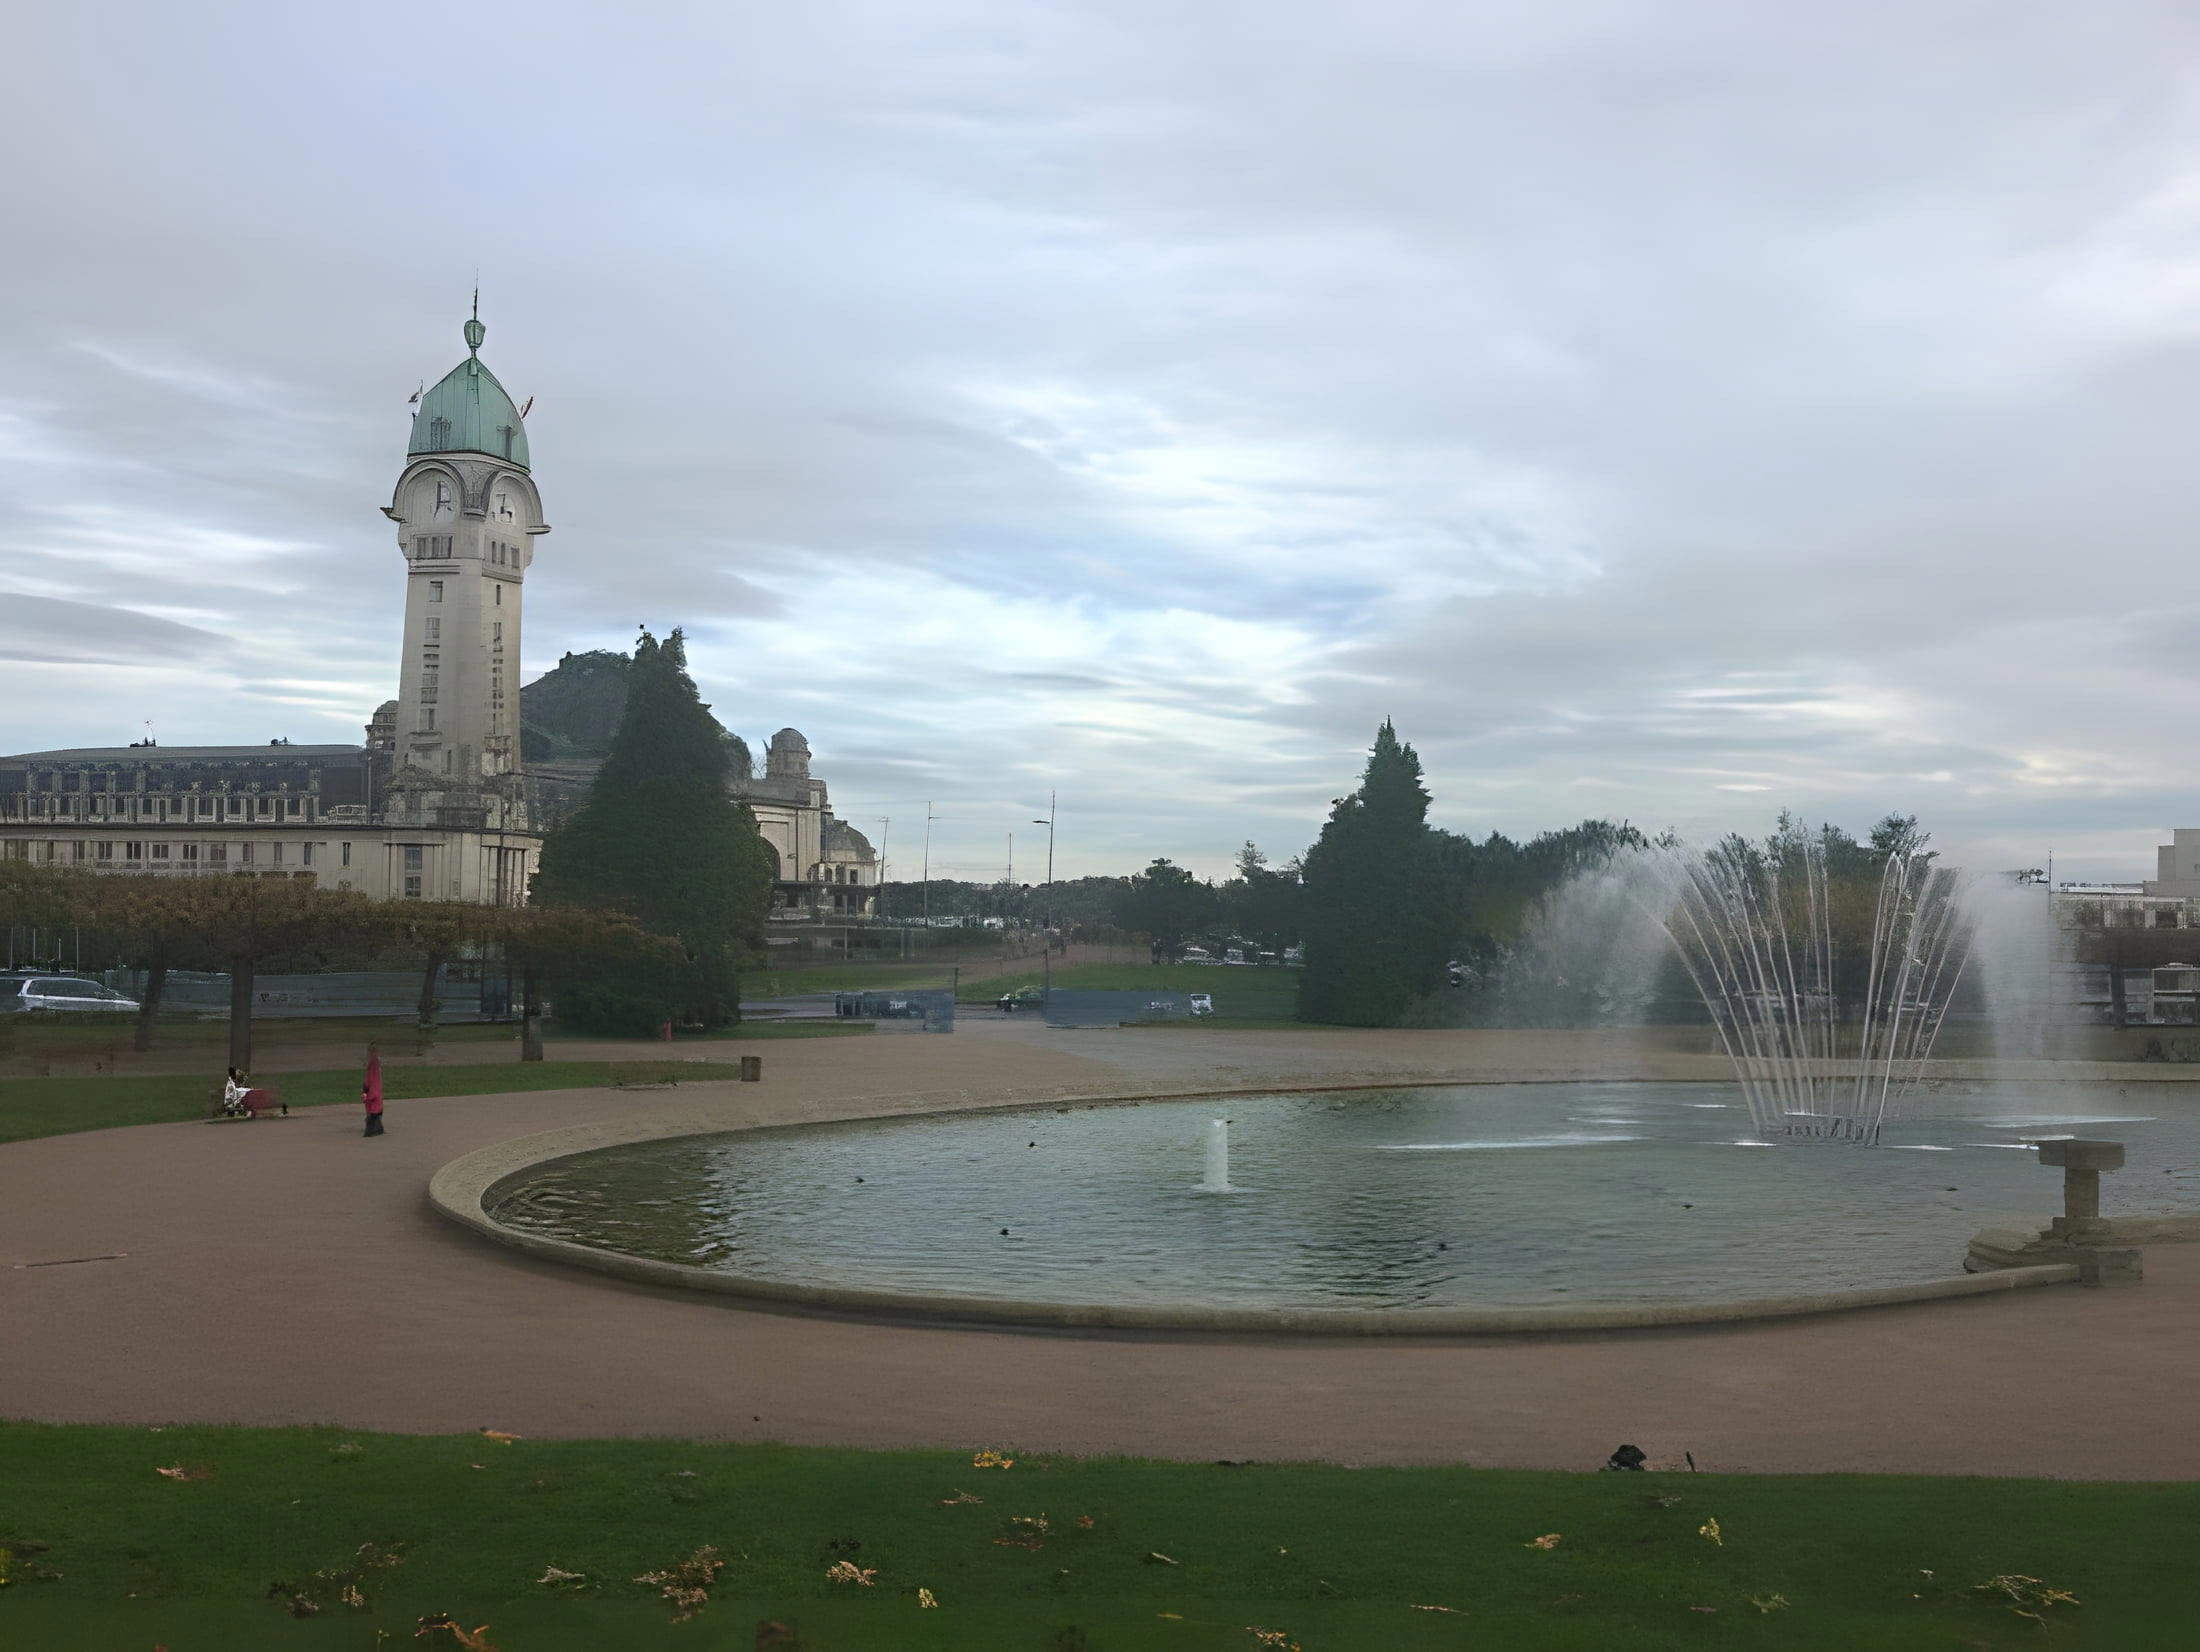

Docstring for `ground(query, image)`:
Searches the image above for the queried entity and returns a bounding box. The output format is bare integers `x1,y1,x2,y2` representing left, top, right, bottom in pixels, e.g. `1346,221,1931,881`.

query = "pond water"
485,1081,2200,1311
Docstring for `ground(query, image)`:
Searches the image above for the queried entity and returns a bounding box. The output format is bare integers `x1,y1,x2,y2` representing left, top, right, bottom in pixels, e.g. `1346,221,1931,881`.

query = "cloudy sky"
7,1,2200,883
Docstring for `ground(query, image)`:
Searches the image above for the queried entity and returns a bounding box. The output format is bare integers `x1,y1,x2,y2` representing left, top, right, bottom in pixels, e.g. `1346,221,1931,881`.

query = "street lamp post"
1031,792,1057,999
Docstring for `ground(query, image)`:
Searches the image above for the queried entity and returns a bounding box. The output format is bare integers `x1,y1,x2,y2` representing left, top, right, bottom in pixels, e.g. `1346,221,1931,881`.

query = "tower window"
425,618,440,641
428,581,443,603
492,621,502,644
428,415,451,448
494,584,502,605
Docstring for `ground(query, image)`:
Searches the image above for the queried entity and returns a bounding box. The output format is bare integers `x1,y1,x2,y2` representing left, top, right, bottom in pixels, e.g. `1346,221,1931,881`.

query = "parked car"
0,974,140,1014
995,986,1044,1013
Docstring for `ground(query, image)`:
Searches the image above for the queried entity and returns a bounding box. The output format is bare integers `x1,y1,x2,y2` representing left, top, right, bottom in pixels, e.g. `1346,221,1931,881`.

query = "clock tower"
380,302,547,857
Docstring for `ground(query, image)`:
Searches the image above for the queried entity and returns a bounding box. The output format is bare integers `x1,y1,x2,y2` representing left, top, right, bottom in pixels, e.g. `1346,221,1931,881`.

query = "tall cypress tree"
534,628,774,1034
1297,721,1448,1026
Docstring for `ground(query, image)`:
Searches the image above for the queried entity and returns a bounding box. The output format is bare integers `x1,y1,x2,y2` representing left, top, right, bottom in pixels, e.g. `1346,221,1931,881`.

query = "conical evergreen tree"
1297,720,1448,1026
534,628,775,1034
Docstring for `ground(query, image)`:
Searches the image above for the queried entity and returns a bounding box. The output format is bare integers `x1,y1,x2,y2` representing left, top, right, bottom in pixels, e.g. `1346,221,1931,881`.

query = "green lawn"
0,1059,773,1145
742,965,961,999
0,1422,2182,1649
959,964,1302,1019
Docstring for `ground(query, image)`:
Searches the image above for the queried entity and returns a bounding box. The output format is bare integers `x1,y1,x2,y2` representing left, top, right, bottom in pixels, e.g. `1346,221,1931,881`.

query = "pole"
922,802,934,930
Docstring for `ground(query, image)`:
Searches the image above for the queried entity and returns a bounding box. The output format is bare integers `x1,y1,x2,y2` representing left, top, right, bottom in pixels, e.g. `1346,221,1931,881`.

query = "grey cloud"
8,3,2200,879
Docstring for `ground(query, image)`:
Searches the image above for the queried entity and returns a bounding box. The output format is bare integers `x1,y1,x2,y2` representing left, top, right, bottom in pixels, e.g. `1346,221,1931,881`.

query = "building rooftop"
2,745,367,764
407,309,529,470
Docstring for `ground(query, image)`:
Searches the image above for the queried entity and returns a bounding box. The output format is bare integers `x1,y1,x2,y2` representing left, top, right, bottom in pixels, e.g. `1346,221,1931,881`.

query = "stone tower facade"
380,306,547,856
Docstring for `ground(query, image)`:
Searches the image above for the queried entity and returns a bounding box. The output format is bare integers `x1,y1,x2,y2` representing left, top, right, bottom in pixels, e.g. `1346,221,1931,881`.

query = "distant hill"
521,649,751,778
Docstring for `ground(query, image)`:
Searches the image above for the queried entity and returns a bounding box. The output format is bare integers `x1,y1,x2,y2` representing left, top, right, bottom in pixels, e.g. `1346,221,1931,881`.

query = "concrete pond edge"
424,1085,2085,1337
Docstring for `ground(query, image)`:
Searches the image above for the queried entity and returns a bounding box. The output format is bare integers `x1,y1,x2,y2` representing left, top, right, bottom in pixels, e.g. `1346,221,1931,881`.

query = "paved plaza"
4,1022,2196,1477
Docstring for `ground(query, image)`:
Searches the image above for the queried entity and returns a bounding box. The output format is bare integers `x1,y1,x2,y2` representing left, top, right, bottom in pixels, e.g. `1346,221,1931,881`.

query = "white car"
0,974,141,1014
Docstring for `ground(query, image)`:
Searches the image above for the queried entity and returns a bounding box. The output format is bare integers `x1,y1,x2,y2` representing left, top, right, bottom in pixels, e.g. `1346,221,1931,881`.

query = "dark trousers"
364,1112,385,1137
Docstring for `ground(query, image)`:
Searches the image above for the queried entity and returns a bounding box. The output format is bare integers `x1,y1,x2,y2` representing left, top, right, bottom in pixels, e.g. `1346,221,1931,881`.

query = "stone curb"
424,1089,2086,1337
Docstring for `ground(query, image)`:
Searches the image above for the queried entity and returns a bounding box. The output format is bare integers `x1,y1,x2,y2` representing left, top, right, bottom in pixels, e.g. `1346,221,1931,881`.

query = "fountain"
1198,1117,1236,1192
1651,828,1973,1144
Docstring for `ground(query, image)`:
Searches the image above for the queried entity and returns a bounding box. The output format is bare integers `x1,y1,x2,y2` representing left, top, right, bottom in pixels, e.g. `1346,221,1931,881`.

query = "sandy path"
3,1023,2195,1476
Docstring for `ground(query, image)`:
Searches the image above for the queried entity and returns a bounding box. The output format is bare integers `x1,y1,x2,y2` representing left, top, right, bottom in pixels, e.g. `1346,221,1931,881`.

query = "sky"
7,2,2200,884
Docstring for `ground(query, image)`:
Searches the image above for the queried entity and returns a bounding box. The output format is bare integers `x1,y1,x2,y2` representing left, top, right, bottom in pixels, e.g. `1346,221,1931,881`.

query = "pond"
485,1081,2200,1311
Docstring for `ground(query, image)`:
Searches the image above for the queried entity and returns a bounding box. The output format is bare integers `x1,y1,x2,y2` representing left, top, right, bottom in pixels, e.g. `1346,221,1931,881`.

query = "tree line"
0,859,672,1068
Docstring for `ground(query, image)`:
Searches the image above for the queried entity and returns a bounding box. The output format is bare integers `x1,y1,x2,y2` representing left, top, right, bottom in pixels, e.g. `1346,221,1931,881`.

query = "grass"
0,1059,769,1145
0,1421,2187,1649
0,1015,522,1053
958,964,1301,1018
742,965,961,999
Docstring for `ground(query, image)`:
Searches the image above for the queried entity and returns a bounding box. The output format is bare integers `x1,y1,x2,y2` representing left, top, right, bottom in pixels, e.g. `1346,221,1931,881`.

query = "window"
425,617,440,641
413,535,427,557
207,844,227,865
340,841,352,867
423,708,435,730
150,843,170,861
300,842,315,867
404,875,424,898
492,621,502,644
227,797,242,817
494,584,502,606
403,846,424,870
428,415,451,447
429,581,444,603
239,843,254,864
125,841,143,861
269,842,282,864
70,840,88,861
181,844,199,863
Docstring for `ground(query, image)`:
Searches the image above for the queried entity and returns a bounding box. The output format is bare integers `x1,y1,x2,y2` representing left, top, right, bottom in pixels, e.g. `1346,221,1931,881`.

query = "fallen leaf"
153,1464,214,1482
940,1490,984,1506
1409,1603,1463,1613
1689,1605,1717,1614
1525,1533,1562,1550
535,1566,585,1587
917,1587,939,1608
1751,1593,1789,1614
825,1561,877,1586
1159,1612,1183,1620
1698,1517,1723,1547
971,1450,1015,1470
993,1537,1045,1552
1076,1515,1095,1529
1144,1552,1180,1566
478,1430,522,1445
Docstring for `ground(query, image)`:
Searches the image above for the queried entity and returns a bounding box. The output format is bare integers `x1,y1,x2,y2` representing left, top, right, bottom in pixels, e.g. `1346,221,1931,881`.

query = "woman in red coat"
362,1045,385,1137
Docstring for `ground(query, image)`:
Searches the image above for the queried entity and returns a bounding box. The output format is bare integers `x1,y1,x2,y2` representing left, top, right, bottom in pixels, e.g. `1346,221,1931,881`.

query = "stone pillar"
2037,1139,2142,1285
2038,1138,2122,1244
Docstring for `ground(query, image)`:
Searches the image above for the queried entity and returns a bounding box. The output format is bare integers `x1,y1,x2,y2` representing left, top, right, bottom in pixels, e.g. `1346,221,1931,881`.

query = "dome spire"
463,287,485,355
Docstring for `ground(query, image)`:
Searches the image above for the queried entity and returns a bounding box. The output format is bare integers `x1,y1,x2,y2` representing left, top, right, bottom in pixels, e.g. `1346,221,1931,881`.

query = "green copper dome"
407,313,529,469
